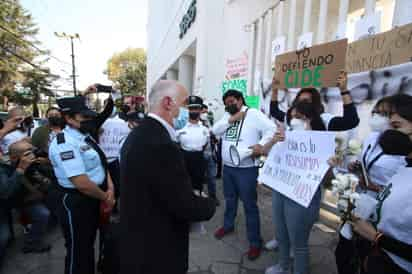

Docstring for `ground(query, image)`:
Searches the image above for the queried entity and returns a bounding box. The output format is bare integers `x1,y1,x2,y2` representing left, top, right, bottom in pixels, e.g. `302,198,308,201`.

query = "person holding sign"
265,101,334,274
212,89,276,260
270,71,359,131
349,94,412,274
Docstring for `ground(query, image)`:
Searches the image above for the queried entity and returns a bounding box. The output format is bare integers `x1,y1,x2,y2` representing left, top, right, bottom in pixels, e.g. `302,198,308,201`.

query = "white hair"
148,80,180,111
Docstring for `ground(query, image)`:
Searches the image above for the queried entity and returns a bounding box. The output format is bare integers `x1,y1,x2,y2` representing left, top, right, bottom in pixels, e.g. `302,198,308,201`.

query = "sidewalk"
1,182,339,274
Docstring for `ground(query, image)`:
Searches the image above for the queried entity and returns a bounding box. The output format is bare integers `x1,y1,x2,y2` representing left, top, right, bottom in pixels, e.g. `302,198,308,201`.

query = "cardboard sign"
273,39,348,89
346,22,412,73
258,131,335,208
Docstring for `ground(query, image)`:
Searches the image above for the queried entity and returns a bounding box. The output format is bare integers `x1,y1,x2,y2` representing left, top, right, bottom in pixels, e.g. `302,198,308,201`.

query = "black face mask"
379,129,412,156
121,105,131,114
189,112,200,120
48,116,65,128
79,119,98,136
225,104,239,115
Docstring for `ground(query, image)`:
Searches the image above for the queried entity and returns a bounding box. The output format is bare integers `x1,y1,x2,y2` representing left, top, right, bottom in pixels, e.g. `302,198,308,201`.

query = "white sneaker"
265,238,279,250
265,264,289,274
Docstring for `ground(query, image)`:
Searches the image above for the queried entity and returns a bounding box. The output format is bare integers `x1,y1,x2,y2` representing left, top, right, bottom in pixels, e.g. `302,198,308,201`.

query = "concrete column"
178,55,194,94
393,0,412,27
316,0,328,44
254,17,265,87
276,0,284,37
338,0,350,25
365,0,376,17
247,23,256,96
302,0,312,34
263,9,274,80
166,69,178,80
287,0,297,50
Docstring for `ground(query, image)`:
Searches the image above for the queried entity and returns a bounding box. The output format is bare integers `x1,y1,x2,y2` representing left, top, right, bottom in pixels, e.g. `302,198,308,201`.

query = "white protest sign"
297,32,313,50
258,130,336,208
99,116,130,159
355,12,381,41
271,36,286,65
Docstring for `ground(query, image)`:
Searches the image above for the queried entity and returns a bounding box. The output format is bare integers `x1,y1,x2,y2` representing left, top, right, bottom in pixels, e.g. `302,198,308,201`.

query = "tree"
106,48,146,96
0,0,48,111
12,67,57,117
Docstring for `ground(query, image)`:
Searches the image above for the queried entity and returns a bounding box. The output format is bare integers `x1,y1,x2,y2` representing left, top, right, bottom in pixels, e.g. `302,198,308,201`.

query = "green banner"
245,96,260,109
221,78,247,95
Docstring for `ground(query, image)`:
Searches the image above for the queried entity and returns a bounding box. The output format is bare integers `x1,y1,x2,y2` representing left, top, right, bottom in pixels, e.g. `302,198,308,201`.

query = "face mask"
225,104,239,115
121,105,131,114
369,114,390,132
290,118,307,131
48,116,65,128
379,129,412,156
200,113,208,121
173,107,189,130
79,119,98,136
189,112,200,120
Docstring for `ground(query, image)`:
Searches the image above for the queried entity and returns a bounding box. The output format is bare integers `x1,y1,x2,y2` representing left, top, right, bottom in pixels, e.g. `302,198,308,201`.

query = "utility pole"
54,32,80,96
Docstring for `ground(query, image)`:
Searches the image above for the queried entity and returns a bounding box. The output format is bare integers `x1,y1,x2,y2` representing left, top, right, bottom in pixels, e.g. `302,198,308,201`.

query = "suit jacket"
120,116,216,274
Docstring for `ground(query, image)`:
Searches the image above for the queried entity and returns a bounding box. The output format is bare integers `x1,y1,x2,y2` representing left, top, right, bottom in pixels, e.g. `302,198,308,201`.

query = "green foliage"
106,48,146,96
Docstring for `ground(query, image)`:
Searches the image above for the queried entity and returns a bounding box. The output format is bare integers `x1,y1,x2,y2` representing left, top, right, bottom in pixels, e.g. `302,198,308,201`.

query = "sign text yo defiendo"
273,39,348,89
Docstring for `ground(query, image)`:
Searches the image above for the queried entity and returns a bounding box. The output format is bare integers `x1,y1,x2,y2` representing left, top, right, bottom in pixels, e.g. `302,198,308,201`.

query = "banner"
273,39,348,89
258,131,336,208
99,117,130,159
347,22,412,73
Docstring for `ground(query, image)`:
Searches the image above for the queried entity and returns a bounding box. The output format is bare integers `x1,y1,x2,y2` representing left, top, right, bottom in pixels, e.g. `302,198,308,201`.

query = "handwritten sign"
297,32,313,50
258,131,335,208
99,117,130,159
222,79,247,95
346,22,412,73
273,39,348,89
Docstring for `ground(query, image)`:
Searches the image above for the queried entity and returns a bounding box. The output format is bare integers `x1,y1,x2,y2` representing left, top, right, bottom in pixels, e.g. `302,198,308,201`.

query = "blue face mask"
173,107,189,130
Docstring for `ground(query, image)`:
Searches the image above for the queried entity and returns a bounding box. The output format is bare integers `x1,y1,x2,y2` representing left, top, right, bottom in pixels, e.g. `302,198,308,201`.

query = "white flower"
337,199,349,212
336,174,350,188
348,139,362,156
349,193,360,203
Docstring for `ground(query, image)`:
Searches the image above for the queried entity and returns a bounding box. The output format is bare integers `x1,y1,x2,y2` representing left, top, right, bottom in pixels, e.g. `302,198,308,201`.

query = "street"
2,182,339,274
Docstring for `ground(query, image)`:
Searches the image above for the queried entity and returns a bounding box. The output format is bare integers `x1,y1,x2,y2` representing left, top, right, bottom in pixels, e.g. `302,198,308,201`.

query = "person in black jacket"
120,80,216,274
270,71,359,131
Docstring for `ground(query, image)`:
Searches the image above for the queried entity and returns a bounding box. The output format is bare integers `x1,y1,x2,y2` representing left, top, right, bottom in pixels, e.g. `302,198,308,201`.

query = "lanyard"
234,108,249,147
362,140,384,172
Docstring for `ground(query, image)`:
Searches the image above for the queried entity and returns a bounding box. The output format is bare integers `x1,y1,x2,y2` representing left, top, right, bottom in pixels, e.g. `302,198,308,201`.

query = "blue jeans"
204,154,217,196
272,189,321,274
22,203,50,245
0,210,11,267
223,165,262,248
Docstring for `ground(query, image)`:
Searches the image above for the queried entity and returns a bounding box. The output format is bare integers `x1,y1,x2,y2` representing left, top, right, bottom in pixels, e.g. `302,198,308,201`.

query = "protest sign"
273,39,348,89
346,22,412,73
258,131,336,208
297,32,313,50
99,117,130,159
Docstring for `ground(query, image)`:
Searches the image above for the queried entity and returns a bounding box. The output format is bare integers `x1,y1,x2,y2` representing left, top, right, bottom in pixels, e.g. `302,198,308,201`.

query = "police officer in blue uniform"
49,96,115,274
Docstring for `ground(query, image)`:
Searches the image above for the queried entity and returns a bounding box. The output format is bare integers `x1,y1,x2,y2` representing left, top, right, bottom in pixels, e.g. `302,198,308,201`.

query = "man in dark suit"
120,80,216,274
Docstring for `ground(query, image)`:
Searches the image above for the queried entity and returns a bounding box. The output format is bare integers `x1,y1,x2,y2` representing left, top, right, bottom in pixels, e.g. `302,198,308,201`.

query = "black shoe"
22,243,51,254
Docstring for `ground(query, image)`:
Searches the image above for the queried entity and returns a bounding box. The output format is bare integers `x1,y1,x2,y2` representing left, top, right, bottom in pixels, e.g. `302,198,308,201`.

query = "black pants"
335,234,371,274
108,160,121,200
54,188,100,274
365,249,409,274
182,150,206,192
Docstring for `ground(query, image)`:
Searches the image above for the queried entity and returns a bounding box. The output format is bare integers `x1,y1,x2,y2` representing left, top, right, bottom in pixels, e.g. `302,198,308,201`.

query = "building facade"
147,0,412,118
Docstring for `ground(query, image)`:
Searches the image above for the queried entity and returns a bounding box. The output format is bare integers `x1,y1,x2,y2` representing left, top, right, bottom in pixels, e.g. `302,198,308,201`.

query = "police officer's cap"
57,96,97,117
187,95,203,108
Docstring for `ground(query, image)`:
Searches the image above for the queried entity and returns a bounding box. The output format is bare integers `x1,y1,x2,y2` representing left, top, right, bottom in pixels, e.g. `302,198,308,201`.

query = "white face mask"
200,113,208,121
369,113,390,132
290,118,307,131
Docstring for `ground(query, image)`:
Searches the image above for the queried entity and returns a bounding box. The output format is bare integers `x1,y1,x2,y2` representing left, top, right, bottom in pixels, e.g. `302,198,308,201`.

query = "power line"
0,45,59,78
0,24,72,67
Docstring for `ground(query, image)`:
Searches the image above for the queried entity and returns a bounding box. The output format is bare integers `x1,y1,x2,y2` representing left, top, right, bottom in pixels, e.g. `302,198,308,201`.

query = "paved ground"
1,182,340,274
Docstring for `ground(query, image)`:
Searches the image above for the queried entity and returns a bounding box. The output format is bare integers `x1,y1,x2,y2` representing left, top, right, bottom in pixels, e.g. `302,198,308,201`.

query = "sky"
20,0,148,92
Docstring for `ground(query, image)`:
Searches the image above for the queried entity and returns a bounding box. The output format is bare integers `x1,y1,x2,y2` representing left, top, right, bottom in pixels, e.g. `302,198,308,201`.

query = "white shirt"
177,122,209,152
148,113,177,142
377,167,412,272
99,115,130,162
0,130,28,154
213,106,276,168
361,131,405,197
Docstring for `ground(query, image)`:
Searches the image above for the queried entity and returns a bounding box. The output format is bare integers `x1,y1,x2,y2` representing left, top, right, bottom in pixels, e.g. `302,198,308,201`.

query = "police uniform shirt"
49,126,105,189
361,131,406,197
177,122,209,152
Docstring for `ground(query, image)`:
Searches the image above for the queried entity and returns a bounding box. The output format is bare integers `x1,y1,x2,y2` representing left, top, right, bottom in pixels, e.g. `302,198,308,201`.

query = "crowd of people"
0,72,411,274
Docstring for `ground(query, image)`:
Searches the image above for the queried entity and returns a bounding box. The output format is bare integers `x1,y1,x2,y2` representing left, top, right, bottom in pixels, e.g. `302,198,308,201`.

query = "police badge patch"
60,151,75,161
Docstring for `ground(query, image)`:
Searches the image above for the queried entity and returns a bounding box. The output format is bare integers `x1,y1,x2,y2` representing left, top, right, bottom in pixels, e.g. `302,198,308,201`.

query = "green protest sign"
245,96,259,109
222,79,247,96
